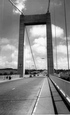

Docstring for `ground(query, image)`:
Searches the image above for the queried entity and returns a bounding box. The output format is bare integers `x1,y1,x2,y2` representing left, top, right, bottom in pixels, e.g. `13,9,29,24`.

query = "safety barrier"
50,75,70,103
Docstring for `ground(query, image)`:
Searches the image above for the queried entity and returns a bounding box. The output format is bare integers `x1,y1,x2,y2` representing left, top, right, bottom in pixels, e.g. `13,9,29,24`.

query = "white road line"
32,78,45,115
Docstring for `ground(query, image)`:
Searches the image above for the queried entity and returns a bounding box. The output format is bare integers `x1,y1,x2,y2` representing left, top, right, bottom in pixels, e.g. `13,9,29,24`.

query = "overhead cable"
64,0,69,69
8,0,24,15
26,27,37,70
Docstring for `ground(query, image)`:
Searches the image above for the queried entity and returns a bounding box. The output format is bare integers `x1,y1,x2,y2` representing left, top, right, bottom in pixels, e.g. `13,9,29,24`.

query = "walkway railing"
50,75,70,104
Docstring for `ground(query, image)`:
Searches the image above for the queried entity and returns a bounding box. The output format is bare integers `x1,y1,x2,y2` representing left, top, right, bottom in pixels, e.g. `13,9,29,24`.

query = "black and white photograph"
0,0,70,114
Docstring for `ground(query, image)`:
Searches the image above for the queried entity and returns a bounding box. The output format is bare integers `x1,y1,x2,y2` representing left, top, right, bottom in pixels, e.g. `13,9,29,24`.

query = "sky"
0,0,70,70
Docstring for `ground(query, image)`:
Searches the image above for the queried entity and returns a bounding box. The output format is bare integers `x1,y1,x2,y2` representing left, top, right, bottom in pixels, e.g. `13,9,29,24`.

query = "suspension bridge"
0,0,70,114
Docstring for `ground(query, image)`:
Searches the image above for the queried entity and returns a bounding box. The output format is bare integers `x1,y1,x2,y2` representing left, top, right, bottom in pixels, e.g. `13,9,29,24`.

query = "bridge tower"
47,13,54,76
18,12,54,77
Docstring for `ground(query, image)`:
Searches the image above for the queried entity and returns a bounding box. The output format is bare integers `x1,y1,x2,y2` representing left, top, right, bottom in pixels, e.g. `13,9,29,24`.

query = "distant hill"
0,68,17,75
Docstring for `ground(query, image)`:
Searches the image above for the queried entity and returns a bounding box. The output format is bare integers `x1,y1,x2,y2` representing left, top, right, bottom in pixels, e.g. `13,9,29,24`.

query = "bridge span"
0,74,70,114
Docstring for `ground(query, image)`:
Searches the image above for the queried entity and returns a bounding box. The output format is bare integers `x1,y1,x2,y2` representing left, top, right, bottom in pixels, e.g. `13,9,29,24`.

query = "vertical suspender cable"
54,0,58,69
64,0,69,69
1,0,5,64
26,27,37,70
1,0,5,37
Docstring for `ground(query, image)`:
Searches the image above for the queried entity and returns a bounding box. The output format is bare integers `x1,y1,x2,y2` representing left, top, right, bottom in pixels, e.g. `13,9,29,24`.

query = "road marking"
31,78,45,115
12,88,15,90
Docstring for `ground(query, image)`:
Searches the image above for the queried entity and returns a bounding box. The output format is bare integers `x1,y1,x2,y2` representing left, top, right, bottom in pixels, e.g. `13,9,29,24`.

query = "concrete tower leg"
47,13,54,76
18,15,25,77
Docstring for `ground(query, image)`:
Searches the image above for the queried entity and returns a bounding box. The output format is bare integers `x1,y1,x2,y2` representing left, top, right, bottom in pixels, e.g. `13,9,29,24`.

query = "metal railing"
50,75,70,103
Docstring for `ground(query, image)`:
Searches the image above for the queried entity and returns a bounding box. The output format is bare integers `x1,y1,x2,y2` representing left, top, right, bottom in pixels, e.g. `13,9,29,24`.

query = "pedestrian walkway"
0,75,30,83
49,76,70,114
0,75,22,83
33,77,55,115
32,76,70,115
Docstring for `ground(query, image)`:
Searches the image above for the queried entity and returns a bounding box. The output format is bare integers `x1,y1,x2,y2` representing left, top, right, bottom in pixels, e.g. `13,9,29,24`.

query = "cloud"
33,37,46,47
52,25,64,38
53,44,70,69
0,38,18,68
0,38,9,45
58,57,68,69
24,46,35,69
0,38,34,69
35,57,47,69
32,43,46,56
53,56,68,69
0,29,68,70
30,24,65,69
0,44,17,68
30,24,64,63
24,37,47,69
11,50,18,61
30,25,46,38
13,0,26,14
25,60,34,69
24,41,47,69
30,24,64,39
54,44,70,55
32,37,47,58
54,45,67,55
24,46,32,60
51,0,62,8
0,56,7,68
1,44,15,51
0,55,18,69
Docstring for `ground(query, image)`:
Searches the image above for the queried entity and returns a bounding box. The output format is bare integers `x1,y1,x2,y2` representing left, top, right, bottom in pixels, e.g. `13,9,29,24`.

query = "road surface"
0,77,45,115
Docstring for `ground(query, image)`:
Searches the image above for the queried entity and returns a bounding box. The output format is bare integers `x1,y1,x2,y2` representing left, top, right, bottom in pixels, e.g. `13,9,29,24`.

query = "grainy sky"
0,0,70,69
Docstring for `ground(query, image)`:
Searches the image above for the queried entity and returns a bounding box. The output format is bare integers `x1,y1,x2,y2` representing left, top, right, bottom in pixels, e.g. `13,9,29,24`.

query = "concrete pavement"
0,75,55,114
0,76,45,115
30,76,70,115
0,75,70,114
32,77,55,115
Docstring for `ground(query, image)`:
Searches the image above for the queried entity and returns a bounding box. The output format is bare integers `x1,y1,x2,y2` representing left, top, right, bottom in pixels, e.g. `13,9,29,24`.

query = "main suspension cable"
8,0,24,15
26,27,37,70
64,0,69,69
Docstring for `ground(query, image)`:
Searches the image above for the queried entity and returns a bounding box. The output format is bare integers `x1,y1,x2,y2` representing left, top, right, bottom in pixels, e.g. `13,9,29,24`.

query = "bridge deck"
0,75,70,114
33,76,70,115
